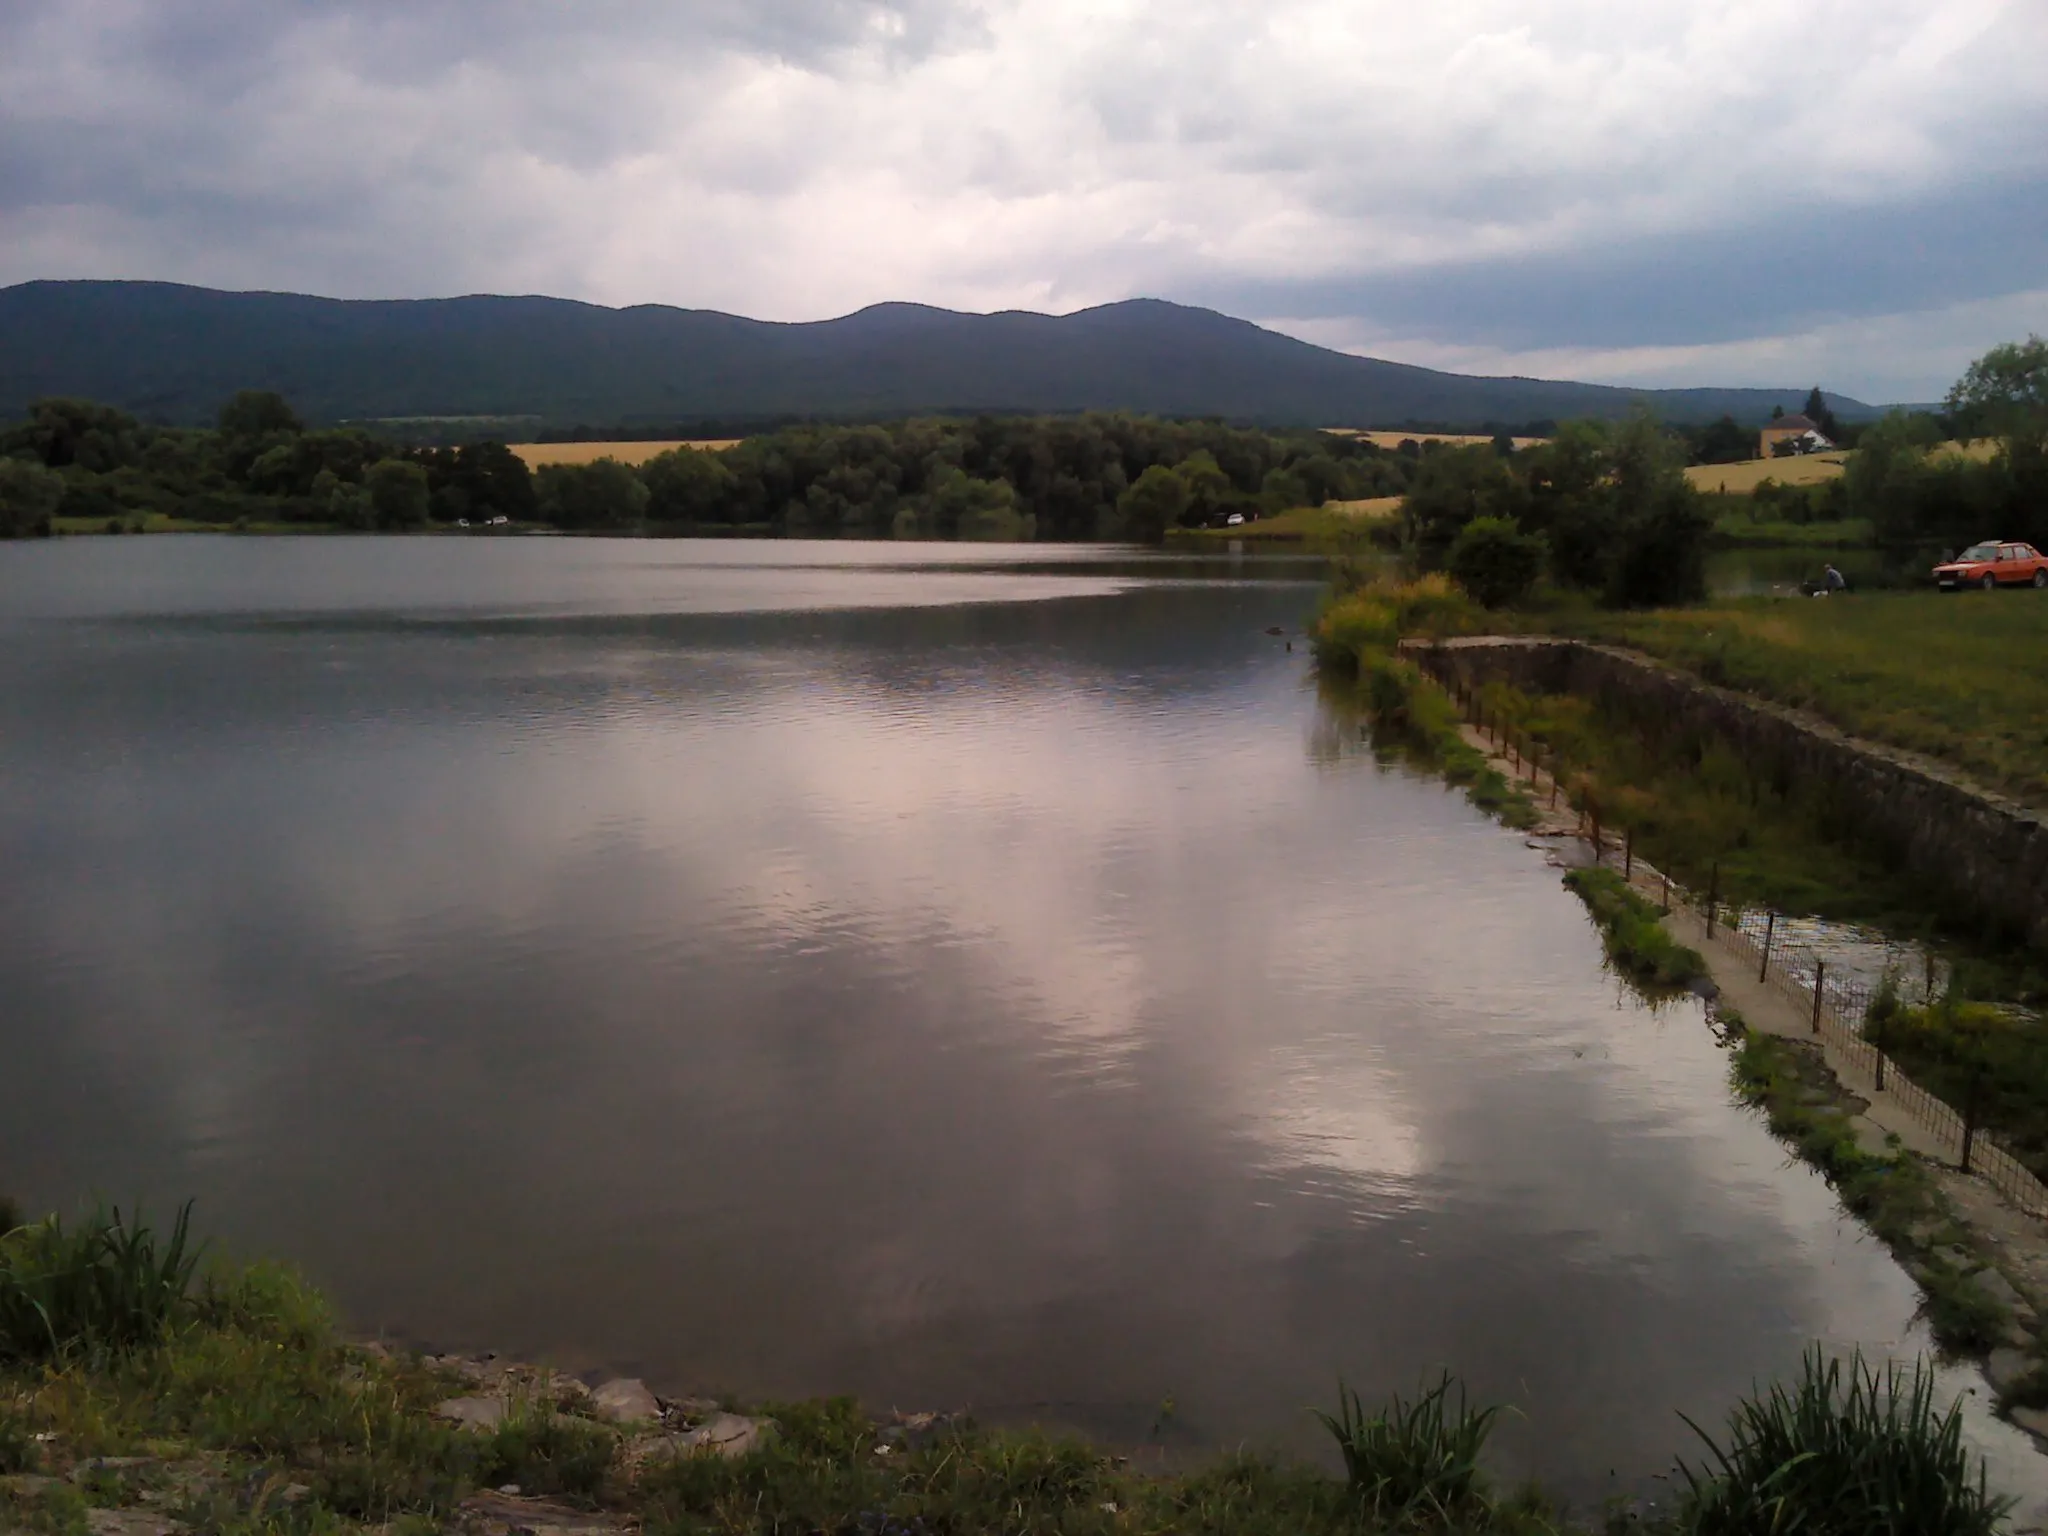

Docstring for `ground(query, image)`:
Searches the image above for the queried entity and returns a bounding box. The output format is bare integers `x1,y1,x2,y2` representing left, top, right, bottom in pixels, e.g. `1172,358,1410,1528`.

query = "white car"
1225,513,1245,526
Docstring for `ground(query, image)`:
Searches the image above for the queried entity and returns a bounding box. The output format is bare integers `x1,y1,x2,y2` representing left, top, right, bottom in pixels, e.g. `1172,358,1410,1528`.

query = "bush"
1447,515,1544,608
1674,1347,2011,1536
1313,1374,1502,1523
0,1201,203,1363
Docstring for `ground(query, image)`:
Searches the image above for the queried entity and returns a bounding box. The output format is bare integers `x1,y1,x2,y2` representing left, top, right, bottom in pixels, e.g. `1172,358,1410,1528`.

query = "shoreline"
1445,709,2048,1461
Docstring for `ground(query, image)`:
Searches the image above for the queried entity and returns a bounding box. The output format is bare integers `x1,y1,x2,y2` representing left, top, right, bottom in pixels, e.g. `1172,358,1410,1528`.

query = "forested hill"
0,280,1876,430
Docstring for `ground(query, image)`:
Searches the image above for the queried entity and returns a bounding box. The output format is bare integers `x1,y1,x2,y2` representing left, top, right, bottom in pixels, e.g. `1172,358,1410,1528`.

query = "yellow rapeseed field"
509,440,740,468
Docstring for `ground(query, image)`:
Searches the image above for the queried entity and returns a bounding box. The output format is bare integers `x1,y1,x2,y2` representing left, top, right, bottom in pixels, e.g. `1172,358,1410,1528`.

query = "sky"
3,0,2045,403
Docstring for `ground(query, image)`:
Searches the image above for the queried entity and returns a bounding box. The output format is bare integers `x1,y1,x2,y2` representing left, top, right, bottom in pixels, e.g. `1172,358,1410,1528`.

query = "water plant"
1311,1373,1503,1524
1672,1346,2011,1536
0,1200,204,1363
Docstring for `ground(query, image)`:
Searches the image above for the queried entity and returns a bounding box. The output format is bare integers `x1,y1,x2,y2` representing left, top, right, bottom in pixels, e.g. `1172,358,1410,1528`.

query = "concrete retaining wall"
1399,636,2048,951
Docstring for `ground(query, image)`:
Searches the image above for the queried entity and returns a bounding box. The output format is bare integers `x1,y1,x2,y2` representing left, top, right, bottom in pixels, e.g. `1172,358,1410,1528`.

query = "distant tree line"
0,394,1432,542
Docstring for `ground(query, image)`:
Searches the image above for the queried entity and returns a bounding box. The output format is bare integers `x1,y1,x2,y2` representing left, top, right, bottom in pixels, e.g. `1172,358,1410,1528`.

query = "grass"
1671,1347,2011,1536
1864,979,2048,1184
0,1202,204,1364
49,513,329,536
1312,1375,1502,1525
1560,868,1705,998
508,441,741,468
1546,589,2048,812
1705,514,1871,548
1313,578,1537,830
1682,454,1849,495
0,1200,2026,1534
1725,1027,2012,1354
1170,499,1402,546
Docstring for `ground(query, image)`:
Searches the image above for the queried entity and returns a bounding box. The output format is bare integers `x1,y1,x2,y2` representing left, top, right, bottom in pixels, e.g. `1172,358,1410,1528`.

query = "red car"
1933,541,2048,590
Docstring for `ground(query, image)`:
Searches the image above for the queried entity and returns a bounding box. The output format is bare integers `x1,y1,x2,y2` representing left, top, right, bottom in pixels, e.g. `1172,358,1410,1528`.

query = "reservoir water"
1,537,2040,1513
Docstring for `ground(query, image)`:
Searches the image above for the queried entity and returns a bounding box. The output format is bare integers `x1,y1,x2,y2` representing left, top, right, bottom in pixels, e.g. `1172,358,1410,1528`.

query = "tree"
217,390,303,442
0,457,63,537
1801,386,1841,443
364,459,431,530
1946,337,2048,452
642,446,737,525
1447,516,1544,607
1114,464,1189,543
533,459,649,530
1689,414,1754,466
1401,445,1527,568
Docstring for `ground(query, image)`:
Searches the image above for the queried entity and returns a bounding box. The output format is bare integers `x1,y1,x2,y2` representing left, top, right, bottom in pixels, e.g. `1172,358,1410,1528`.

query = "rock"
435,1396,508,1430
456,1491,626,1536
2012,1405,2048,1442
83,1512,183,1536
644,1413,772,1461
1971,1267,2025,1311
1988,1348,2033,1395
276,1484,312,1508
68,1458,158,1484
590,1378,661,1425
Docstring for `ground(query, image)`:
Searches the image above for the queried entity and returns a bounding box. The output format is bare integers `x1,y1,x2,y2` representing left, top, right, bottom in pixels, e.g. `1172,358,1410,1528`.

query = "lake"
0,536,2038,1513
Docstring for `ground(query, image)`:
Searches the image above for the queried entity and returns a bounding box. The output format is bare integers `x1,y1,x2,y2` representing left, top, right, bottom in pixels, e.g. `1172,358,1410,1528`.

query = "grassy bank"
1169,500,1400,547
1313,578,1536,830
0,1203,2022,1535
1559,868,1706,999
1721,1023,2018,1353
1547,591,2048,810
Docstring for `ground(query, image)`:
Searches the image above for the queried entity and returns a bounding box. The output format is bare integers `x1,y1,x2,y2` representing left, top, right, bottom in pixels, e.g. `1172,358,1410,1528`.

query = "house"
1759,413,1834,458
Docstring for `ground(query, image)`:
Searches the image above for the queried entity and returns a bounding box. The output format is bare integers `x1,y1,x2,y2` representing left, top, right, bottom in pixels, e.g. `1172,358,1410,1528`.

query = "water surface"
0,537,2038,1513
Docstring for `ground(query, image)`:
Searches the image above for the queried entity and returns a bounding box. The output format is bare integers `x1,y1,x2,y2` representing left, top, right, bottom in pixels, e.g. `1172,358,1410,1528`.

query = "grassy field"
50,513,329,536
1685,453,1849,494
509,440,741,468
1172,498,1401,545
1553,590,2048,809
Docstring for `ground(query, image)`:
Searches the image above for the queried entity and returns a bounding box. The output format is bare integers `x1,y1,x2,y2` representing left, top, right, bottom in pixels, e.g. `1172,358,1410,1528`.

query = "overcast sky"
4,0,2044,401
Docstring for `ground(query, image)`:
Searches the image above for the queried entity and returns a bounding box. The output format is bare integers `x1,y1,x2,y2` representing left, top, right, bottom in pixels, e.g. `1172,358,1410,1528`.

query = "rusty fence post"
1758,910,1776,982
1661,870,1670,910
1874,1047,1886,1093
1961,1073,1981,1175
1810,959,1825,1034
1706,862,1720,939
1590,804,1602,862
1624,827,1635,881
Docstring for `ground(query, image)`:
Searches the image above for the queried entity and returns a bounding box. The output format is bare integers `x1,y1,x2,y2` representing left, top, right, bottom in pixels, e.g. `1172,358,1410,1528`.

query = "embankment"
1400,636,2048,954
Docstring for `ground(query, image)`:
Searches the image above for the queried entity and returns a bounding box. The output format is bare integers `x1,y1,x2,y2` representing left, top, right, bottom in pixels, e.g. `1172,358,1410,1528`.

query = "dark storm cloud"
2,0,2044,397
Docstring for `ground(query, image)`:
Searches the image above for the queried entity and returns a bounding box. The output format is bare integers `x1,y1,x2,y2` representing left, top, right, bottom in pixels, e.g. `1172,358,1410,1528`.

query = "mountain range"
0,279,1879,431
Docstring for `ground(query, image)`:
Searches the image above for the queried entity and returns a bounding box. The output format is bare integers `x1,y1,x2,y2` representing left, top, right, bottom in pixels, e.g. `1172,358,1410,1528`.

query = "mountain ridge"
0,279,1880,430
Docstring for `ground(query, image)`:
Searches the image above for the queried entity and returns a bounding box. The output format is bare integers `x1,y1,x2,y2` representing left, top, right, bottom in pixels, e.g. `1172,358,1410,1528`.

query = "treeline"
0,393,1433,541
0,392,536,537
1727,340,2048,557
1396,414,1714,608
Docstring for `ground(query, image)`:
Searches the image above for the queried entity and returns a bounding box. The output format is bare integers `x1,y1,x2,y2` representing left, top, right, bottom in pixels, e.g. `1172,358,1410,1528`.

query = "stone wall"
1399,636,2048,951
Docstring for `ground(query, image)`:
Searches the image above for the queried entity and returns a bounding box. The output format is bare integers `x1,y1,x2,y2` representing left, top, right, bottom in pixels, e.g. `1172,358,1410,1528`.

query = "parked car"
1932,541,2048,590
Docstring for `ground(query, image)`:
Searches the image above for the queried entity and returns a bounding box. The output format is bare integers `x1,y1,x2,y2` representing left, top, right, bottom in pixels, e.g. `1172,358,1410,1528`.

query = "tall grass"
1312,1373,1503,1524
0,1201,204,1363
1673,1347,2011,1536
1562,867,1707,997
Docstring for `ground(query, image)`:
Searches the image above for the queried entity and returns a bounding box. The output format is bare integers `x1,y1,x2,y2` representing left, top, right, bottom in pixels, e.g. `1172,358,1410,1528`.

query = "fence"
1440,673,2048,1220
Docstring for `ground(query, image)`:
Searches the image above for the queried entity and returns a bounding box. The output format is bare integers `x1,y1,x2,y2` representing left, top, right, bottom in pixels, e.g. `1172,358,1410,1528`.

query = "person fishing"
1823,563,1847,593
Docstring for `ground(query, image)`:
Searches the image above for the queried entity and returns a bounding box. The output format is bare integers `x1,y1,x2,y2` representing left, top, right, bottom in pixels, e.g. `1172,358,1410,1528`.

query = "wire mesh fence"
1423,666,2048,1220
1610,851,2048,1219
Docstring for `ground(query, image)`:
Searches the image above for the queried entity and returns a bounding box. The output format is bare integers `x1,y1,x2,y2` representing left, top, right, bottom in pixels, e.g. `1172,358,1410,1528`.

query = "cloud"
2,0,2044,398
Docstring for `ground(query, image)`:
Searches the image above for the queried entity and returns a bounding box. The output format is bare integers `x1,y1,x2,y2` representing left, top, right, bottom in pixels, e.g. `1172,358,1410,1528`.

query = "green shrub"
0,1202,203,1363
1312,1373,1502,1524
1563,867,1706,996
1674,1347,2010,1536
1447,515,1545,608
